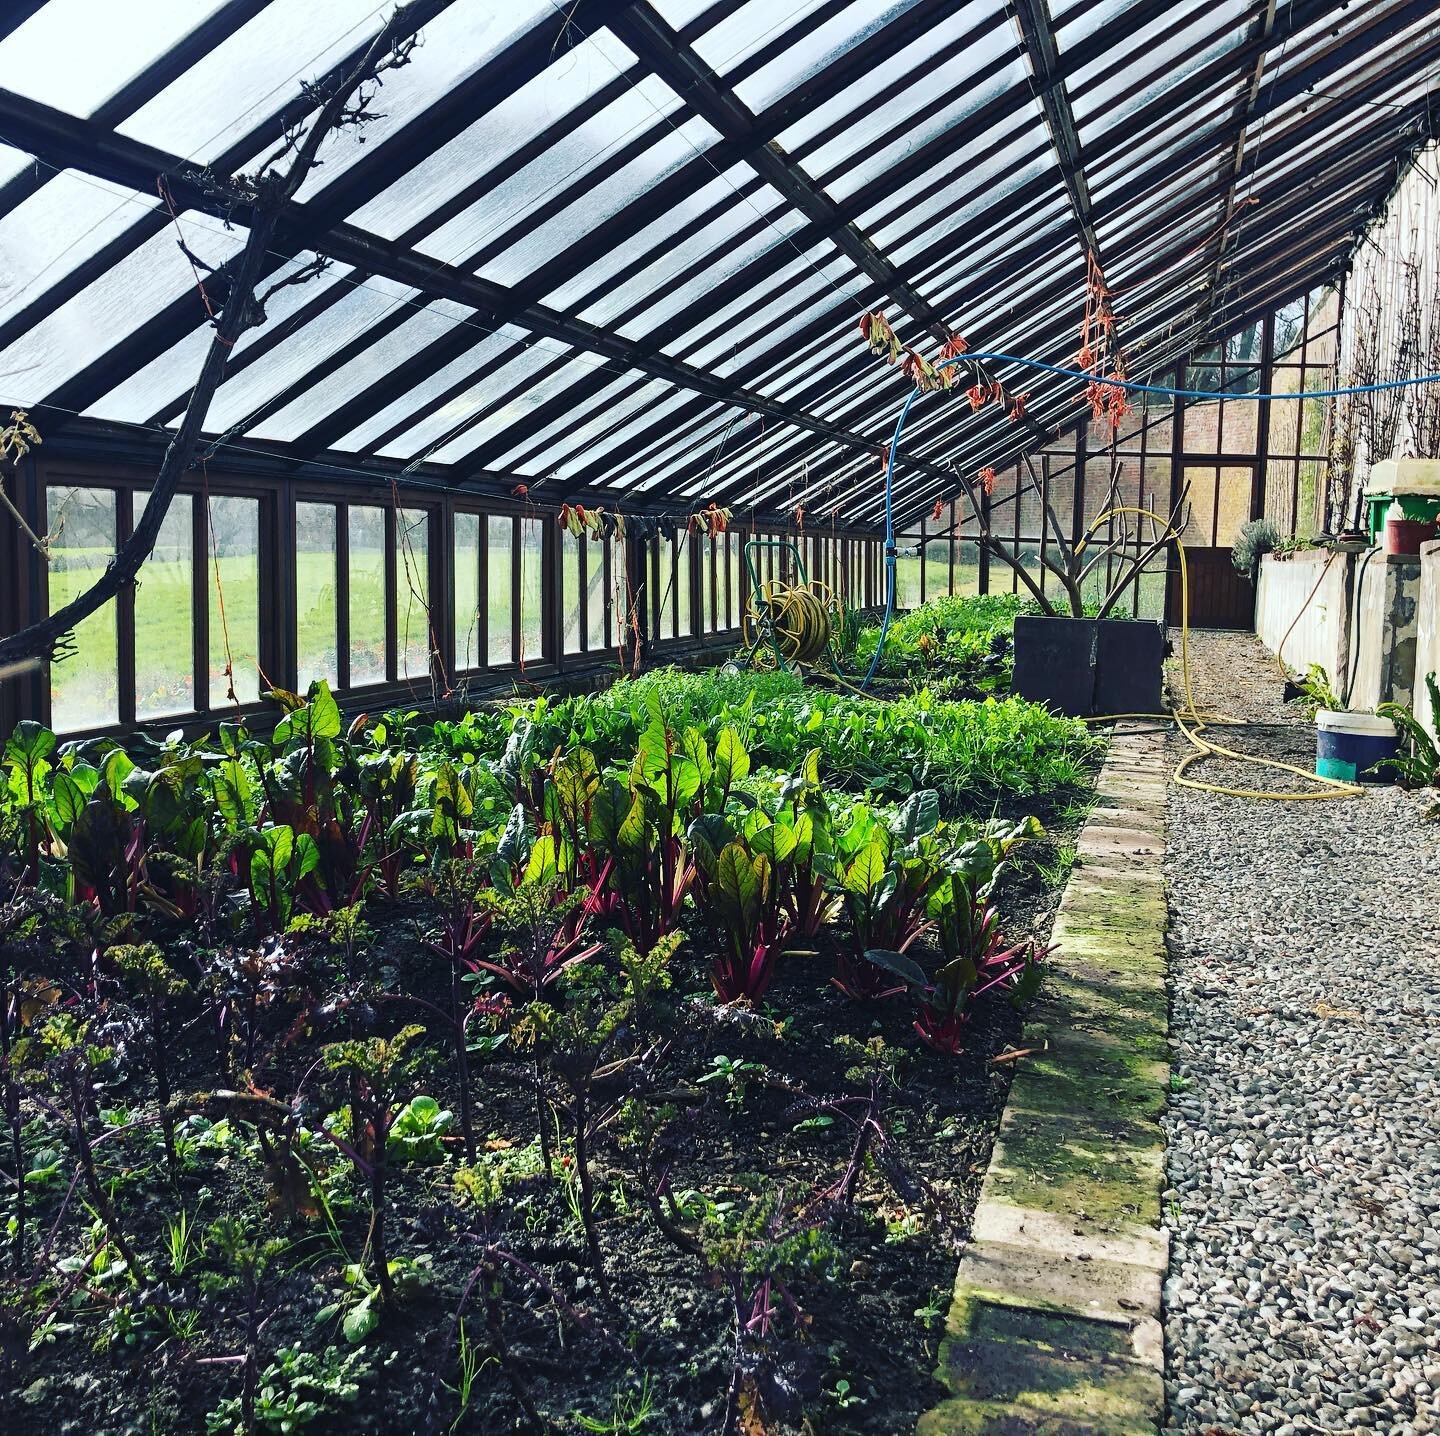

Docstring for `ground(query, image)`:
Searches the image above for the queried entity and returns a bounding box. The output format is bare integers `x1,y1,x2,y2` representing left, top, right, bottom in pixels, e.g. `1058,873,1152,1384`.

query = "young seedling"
108,941,188,1181
516,931,681,1294
320,1024,427,1302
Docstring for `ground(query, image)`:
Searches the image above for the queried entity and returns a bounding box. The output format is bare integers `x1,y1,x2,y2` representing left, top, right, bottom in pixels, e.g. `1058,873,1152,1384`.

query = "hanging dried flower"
0,410,42,465
965,384,987,412
1008,392,1030,422
793,505,805,531
901,348,947,394
937,334,969,361
979,466,997,495
858,310,902,363
931,498,946,522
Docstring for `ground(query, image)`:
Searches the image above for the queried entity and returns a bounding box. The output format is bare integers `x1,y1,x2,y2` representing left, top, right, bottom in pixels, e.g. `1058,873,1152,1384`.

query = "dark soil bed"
0,807,1086,1436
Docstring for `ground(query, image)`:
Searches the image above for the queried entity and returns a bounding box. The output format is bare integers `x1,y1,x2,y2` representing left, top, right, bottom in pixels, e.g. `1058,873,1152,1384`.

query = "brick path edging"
918,724,1171,1435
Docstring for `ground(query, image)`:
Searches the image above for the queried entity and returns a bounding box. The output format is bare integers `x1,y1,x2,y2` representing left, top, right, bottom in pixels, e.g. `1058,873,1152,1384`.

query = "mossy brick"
1006,1037,1168,1122
1039,970,1167,1044
918,1395,1158,1435
943,1333,1161,1420
970,1204,1166,1276
988,1111,1165,1226
946,1245,1160,1339
973,1302,1137,1357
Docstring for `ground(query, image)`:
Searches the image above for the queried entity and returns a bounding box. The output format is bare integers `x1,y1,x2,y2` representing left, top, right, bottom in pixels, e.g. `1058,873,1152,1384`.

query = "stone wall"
1416,540,1440,741
1349,553,1423,713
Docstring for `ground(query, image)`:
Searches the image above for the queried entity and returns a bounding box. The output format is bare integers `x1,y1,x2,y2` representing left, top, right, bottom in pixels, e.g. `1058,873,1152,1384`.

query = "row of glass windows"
40,482,883,735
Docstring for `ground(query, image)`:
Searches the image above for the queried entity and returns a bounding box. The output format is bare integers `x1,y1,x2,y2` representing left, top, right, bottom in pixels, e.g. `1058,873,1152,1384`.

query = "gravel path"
1162,628,1440,1435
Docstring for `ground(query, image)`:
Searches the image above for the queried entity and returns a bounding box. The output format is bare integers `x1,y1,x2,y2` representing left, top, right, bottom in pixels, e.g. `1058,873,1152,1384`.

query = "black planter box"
1011,616,1166,718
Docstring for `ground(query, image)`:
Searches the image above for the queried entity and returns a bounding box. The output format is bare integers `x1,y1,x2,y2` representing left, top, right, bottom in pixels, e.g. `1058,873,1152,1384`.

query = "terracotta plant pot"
1384,516,1437,556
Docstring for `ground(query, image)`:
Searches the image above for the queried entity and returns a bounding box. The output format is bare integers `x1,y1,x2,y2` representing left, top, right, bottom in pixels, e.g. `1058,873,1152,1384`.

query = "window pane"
207,496,259,708
454,512,481,671
47,485,118,731
677,528,693,638
655,534,674,640
895,536,922,608
396,507,431,683
563,531,583,655
487,516,514,665
586,538,608,653
133,490,194,720
1216,467,1253,547
727,535,741,630
296,503,338,690
519,517,544,661
349,506,386,686
925,538,951,600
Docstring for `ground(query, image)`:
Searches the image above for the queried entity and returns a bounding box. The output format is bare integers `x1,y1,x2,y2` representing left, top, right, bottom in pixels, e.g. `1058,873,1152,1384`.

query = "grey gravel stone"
1159,631,1440,1436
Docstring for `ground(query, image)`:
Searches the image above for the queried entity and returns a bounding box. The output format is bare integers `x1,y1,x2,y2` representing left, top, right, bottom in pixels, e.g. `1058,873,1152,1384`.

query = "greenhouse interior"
1,1,1440,1433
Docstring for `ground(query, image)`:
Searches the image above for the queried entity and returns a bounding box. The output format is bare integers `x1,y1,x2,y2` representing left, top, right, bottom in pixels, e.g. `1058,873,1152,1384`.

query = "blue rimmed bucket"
1315,710,1400,784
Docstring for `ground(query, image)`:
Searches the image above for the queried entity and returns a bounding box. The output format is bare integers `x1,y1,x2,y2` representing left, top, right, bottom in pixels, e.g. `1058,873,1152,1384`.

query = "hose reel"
740,538,844,673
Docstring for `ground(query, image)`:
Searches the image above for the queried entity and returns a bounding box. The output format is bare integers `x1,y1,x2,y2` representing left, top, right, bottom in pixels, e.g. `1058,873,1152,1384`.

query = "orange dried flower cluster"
1077,253,1131,435
688,503,732,537
558,501,604,536
858,309,902,363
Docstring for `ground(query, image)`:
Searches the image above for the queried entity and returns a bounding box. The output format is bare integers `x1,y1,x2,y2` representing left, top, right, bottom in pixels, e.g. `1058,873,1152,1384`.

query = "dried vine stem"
945,446,1190,618
0,2,440,670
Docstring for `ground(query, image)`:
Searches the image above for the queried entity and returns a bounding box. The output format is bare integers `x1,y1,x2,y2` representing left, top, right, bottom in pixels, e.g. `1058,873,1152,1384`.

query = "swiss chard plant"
831,790,947,1002
863,817,1046,1053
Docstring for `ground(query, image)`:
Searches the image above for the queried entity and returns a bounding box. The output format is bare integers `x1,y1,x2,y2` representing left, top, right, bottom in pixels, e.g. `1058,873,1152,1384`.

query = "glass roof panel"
493,372,660,470
0,144,31,189
789,21,1025,194
434,362,665,474
292,1,553,203
0,171,149,326
1069,2,1252,130
579,183,793,332
662,246,868,360
409,76,694,270
731,0,929,112
681,0,832,72
1054,0,1142,51
248,299,477,443
612,214,812,341
83,251,352,424
678,271,848,370
377,343,575,461
775,3,998,153
540,386,699,481
118,1,388,163
348,27,638,241
0,0,229,118
0,213,246,407
544,166,742,312
474,115,720,289
334,325,535,454
204,274,422,434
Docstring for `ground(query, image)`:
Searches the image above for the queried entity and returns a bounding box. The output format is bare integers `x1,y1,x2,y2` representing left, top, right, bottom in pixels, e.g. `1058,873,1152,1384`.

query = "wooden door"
1167,462,1258,629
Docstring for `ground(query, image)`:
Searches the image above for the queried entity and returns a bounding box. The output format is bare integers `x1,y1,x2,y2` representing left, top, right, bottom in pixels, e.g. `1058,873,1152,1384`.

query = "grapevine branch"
0,3,435,670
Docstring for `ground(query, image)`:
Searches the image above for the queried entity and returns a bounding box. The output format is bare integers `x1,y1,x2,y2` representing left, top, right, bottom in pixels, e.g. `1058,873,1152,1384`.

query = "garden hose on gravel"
1077,507,1365,803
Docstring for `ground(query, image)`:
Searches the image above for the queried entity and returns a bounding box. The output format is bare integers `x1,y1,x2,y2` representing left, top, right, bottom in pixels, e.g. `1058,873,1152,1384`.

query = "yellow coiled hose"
1077,507,1364,801
742,578,838,668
